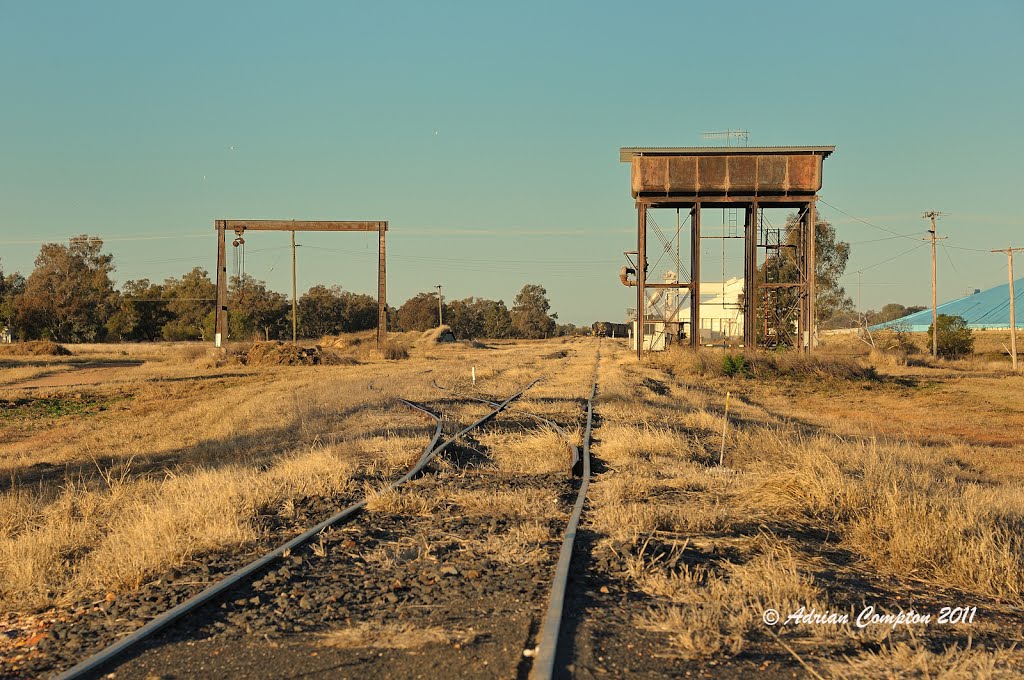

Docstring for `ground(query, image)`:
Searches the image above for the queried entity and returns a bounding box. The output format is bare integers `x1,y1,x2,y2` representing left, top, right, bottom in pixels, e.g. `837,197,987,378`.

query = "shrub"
383,342,409,360
721,354,746,377
927,314,974,358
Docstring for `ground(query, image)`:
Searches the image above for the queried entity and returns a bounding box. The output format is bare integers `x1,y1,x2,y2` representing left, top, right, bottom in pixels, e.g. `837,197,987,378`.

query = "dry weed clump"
442,487,559,519
593,423,696,466
588,471,735,541
364,485,440,516
322,621,475,649
832,640,1019,679
0,341,72,357
0,446,358,608
635,537,831,659
480,426,573,475
382,341,410,361
468,520,552,566
867,344,904,366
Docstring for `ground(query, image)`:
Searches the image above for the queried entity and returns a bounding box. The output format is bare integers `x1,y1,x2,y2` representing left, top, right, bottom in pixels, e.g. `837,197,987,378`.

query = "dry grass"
634,536,834,659
440,487,560,519
322,621,476,649
364,485,441,516
745,434,1024,603
0,335,591,614
586,340,1024,674
478,426,574,475
466,520,553,566
0,444,357,606
832,641,1020,679
658,345,877,381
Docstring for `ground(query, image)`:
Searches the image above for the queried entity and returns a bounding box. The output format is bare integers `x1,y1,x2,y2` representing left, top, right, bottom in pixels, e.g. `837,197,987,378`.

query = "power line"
818,199,919,241
841,242,930,278
819,199,993,253
940,243,958,273
0,233,210,246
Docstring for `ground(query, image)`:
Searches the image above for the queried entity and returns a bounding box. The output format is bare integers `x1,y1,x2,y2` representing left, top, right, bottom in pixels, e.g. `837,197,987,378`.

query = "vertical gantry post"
637,205,647,360
807,198,817,352
796,208,806,351
377,224,387,351
214,222,228,347
743,202,758,348
690,203,701,349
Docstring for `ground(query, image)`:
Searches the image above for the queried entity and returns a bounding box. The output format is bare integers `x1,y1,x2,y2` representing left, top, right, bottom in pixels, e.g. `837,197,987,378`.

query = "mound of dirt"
233,342,354,366
0,341,73,357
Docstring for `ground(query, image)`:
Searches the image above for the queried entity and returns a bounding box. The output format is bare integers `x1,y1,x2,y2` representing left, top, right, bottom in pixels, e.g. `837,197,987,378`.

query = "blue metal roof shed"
871,278,1024,331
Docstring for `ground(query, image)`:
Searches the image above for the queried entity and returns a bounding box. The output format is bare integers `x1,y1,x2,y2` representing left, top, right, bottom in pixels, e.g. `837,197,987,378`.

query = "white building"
692,276,745,341
632,274,745,350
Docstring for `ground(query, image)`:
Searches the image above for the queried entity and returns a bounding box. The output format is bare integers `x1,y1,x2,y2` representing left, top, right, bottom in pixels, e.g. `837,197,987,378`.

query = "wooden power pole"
991,247,1023,371
435,284,443,326
923,211,947,357
291,230,298,344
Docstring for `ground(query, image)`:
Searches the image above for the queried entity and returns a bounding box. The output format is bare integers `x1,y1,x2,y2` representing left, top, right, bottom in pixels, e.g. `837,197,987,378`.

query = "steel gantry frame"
214,220,388,350
620,146,833,360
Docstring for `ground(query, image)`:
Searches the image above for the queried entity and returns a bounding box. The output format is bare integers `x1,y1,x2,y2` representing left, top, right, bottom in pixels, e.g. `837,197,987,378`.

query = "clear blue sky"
2,0,1022,324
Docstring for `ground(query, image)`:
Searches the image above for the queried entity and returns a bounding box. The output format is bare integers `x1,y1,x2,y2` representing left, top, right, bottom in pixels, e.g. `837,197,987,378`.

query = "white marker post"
472,366,476,385
719,391,731,466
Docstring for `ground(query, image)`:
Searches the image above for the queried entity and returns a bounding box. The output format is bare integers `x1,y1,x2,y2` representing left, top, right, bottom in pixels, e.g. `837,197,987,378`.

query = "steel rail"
531,349,600,680
430,380,582,475
56,381,536,680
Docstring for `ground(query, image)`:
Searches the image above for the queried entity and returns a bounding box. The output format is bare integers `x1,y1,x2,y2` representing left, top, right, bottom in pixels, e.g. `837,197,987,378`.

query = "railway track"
55,379,540,679
429,348,601,679
49,346,603,679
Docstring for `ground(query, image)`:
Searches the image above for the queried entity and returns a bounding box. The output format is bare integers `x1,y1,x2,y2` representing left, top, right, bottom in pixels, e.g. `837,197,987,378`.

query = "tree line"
0,236,565,343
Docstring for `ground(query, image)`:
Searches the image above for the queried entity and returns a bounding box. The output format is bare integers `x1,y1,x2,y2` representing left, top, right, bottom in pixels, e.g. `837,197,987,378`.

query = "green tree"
0,261,26,337
812,216,854,323
481,299,513,338
443,297,515,339
928,314,974,358
162,268,216,341
228,274,290,341
444,298,481,339
864,303,928,326
340,291,379,332
511,284,556,339
14,236,117,342
298,285,346,337
107,279,173,341
396,292,444,332
755,213,852,343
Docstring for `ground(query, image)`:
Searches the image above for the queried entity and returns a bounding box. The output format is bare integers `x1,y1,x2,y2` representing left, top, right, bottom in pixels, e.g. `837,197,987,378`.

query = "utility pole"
858,271,862,312
923,211,947,357
435,284,443,326
291,230,298,344
991,247,1023,371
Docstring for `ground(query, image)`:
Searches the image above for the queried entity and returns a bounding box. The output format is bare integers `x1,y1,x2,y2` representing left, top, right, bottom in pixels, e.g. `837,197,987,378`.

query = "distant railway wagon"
591,321,631,338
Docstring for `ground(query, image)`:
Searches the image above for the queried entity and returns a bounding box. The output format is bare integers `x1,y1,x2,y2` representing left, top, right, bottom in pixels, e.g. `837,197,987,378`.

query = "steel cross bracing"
620,146,832,359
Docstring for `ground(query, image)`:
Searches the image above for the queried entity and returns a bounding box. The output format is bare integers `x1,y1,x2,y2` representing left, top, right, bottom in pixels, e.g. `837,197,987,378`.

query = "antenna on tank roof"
702,129,749,147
